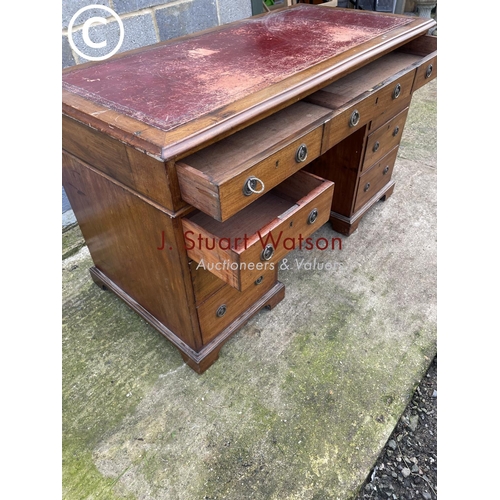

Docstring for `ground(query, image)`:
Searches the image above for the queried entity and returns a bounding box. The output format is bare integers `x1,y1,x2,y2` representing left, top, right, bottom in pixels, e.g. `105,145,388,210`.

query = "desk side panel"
62,116,186,212
62,151,202,351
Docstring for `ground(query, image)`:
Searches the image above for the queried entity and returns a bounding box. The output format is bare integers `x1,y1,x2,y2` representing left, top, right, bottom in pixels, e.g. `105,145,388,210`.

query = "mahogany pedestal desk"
62,5,437,373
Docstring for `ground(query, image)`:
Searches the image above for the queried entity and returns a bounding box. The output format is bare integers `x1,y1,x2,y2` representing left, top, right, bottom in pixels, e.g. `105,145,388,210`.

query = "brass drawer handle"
255,276,264,285
364,182,370,192
216,304,227,318
393,83,401,99
243,176,265,196
373,141,380,153
426,64,433,79
383,166,390,175
349,109,360,128
295,144,308,163
307,208,318,225
393,126,400,137
261,244,274,261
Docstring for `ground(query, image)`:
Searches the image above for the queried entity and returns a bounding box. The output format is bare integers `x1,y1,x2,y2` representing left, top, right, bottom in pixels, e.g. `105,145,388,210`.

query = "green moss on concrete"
62,241,183,499
62,225,86,260
284,315,433,495
63,446,135,500
187,284,435,500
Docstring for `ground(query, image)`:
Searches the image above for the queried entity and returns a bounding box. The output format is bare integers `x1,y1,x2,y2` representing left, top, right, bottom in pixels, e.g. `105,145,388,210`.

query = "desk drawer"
414,52,437,91
397,35,437,92
362,107,409,172
196,266,277,345
182,170,334,291
309,70,414,152
304,33,437,151
354,147,398,213
176,102,331,222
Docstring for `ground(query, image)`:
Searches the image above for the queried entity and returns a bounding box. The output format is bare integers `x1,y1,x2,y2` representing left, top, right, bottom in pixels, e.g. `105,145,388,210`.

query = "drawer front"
354,147,398,213
197,267,277,345
176,101,332,222
311,69,415,152
363,107,409,172
216,126,324,221
182,170,334,291
368,95,410,132
364,70,414,132
413,52,437,92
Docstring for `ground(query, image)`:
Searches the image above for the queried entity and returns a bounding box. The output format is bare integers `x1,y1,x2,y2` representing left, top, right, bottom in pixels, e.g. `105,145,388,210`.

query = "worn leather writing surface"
62,6,411,133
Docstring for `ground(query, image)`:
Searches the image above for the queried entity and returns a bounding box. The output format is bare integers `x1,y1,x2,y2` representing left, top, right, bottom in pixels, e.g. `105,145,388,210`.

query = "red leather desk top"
62,6,412,134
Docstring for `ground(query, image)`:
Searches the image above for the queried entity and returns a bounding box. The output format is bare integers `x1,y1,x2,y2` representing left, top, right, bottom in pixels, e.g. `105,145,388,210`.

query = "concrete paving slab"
62,79,436,500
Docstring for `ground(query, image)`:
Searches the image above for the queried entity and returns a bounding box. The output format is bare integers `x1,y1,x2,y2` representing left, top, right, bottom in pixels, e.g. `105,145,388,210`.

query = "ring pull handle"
261,244,274,261
243,176,265,196
307,208,318,225
295,144,308,163
216,304,227,318
393,126,400,137
373,141,380,153
393,83,401,99
425,64,433,79
383,166,389,175
349,109,360,128
364,182,370,192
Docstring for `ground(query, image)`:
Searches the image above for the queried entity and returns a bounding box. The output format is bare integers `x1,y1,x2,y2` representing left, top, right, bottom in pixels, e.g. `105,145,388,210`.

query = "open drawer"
396,34,437,93
304,33,437,152
182,170,334,291
176,101,332,222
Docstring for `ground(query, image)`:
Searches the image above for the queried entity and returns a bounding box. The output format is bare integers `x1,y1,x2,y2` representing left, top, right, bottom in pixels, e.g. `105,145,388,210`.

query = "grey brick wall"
155,0,219,41
62,0,111,29
62,0,252,68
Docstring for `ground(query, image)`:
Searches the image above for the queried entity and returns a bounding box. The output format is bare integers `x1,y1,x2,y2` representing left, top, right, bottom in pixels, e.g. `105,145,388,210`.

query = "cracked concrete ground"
62,79,436,500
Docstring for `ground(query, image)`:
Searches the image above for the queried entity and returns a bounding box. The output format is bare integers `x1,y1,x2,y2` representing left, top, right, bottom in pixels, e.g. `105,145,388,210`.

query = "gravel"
354,356,437,500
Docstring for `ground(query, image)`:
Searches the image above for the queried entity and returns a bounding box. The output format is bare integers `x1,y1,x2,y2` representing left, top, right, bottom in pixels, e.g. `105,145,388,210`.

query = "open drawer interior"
307,34,437,112
182,170,334,291
395,34,437,91
303,33,436,152
176,101,332,222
